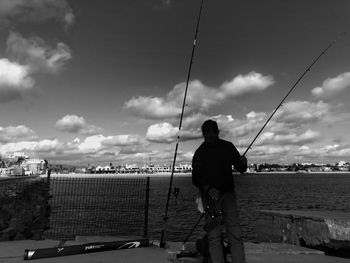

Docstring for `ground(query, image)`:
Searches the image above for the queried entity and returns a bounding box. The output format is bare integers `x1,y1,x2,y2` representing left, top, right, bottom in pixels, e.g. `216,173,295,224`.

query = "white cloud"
0,58,33,88
0,58,34,102
143,112,266,145
257,129,320,146
35,139,62,152
55,115,102,135
226,112,266,138
0,0,74,28
146,120,202,143
246,111,266,120
168,80,221,113
55,115,85,133
252,145,291,156
146,123,179,143
220,71,274,97
0,132,184,165
138,99,330,150
0,125,37,143
125,96,181,119
0,131,151,164
323,147,350,158
0,32,72,103
124,72,274,120
102,135,144,146
238,137,350,163
77,135,108,153
242,144,294,162
0,138,61,155
311,72,350,99
295,144,350,160
274,101,331,127
7,32,72,74
181,113,209,131
76,134,146,155
294,129,320,144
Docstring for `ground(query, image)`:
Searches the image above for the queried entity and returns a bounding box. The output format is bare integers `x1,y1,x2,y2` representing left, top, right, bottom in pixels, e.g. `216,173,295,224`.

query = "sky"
0,0,350,166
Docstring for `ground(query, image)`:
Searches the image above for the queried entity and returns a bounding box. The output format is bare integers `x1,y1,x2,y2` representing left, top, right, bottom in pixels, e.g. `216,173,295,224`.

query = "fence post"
144,177,150,237
46,169,51,185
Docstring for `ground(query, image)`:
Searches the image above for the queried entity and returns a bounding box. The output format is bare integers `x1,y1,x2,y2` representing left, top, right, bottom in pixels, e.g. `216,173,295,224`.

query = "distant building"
95,165,116,173
96,165,110,173
22,159,47,175
156,165,171,173
174,164,192,173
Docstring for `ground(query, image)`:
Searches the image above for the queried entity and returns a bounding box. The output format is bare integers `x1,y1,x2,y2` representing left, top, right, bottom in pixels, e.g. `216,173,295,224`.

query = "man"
192,119,247,263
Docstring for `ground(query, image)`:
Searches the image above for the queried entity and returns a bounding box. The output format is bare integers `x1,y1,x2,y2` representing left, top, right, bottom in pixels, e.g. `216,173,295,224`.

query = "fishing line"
160,0,205,248
242,32,346,157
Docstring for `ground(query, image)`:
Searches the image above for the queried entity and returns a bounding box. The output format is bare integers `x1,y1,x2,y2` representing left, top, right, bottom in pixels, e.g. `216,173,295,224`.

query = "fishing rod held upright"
160,0,205,248
242,32,346,157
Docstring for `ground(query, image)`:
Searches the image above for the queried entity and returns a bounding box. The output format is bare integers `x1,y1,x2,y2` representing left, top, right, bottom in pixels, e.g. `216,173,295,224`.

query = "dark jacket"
192,138,247,193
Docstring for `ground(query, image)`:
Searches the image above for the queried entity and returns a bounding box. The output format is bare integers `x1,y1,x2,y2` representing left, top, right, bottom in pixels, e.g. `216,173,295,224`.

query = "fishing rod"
24,238,151,260
160,0,205,248
182,212,205,248
242,32,346,157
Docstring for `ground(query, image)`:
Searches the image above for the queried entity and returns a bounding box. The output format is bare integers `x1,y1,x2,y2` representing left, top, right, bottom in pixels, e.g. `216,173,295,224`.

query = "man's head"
201,120,219,143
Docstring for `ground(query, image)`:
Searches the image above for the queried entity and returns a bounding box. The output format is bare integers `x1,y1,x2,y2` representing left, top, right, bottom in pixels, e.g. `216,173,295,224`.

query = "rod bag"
24,238,150,260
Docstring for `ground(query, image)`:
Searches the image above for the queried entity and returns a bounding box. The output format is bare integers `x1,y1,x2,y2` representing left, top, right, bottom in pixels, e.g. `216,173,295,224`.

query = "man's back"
192,138,245,193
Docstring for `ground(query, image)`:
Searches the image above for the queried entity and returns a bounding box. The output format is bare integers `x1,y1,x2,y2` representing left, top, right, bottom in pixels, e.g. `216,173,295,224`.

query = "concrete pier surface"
0,237,349,263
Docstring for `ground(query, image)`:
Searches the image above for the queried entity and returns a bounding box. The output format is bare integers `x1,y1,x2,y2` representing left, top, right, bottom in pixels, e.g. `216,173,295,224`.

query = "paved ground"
0,237,349,263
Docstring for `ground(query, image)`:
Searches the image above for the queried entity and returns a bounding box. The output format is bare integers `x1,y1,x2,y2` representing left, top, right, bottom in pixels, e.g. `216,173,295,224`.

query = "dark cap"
201,119,219,134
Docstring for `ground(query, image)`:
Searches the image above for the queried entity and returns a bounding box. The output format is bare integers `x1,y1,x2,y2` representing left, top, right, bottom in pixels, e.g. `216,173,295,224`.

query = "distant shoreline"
42,171,350,178
45,172,192,178
247,171,350,175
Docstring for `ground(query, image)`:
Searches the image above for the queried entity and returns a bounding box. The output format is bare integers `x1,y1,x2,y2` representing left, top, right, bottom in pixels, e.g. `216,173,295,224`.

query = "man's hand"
208,187,220,201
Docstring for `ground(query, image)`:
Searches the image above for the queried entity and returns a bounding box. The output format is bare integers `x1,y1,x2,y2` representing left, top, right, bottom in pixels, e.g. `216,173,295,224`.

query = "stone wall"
0,177,50,241
255,210,350,256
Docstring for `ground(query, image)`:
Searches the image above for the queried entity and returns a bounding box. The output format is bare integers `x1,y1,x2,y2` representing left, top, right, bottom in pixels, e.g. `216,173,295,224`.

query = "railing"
44,174,150,241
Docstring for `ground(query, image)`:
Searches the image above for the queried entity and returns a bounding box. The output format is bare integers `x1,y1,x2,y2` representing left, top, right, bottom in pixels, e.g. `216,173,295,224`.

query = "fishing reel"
206,204,222,220
204,201,223,232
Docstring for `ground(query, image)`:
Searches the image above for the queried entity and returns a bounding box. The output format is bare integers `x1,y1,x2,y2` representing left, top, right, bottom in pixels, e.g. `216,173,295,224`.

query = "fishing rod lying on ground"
160,0,205,248
181,32,346,247
24,238,151,260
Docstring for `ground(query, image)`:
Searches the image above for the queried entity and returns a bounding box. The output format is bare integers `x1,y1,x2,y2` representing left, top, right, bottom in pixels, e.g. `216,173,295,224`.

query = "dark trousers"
205,191,246,263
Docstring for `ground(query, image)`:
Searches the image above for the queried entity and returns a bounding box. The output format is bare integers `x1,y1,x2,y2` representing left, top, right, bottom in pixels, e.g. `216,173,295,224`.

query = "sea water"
147,173,350,242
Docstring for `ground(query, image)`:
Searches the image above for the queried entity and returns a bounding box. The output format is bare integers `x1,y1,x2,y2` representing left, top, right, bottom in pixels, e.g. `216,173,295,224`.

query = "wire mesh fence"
44,176,150,241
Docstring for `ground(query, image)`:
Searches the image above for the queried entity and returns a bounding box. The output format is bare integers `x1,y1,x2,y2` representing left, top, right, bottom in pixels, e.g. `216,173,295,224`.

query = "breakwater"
0,176,50,241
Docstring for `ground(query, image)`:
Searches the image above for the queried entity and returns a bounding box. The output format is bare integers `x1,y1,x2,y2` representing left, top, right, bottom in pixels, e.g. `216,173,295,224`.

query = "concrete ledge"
245,242,324,255
256,210,350,252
